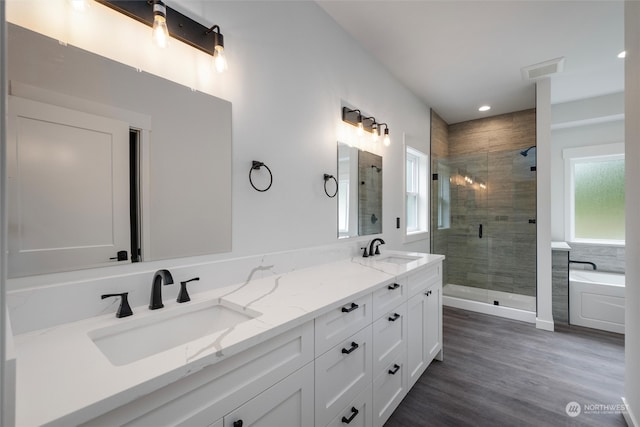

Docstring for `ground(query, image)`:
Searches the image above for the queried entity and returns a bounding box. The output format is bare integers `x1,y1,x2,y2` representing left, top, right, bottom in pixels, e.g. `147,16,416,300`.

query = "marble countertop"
13,251,444,426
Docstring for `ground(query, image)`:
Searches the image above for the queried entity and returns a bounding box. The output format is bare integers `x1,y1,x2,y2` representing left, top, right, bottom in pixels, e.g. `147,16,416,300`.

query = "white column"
535,78,554,331
624,1,640,425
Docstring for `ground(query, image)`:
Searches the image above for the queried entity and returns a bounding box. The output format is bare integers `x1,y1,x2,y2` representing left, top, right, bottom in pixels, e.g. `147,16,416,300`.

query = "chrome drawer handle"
388,283,400,290
341,302,359,313
388,313,400,322
341,341,359,355
388,364,401,375
341,407,359,424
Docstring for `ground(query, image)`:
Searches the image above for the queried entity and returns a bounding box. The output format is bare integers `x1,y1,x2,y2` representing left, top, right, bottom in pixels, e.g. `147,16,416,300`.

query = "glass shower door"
432,153,490,303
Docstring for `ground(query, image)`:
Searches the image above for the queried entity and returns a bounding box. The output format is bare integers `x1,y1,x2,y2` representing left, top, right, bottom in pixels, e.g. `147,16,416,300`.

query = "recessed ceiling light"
618,51,626,59
478,105,491,112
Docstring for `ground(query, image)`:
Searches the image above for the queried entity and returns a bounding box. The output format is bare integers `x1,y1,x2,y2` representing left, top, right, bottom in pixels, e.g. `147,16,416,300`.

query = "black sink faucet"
369,238,385,256
149,269,174,310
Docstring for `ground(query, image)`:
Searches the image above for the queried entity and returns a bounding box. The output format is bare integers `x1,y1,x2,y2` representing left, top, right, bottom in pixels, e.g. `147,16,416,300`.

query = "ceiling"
317,0,624,124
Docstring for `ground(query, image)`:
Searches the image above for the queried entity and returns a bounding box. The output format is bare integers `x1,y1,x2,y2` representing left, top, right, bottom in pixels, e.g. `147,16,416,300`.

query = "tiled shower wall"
431,109,538,297
568,242,625,274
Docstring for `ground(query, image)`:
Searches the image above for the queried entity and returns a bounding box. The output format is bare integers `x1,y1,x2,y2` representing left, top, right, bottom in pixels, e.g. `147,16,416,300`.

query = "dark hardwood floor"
385,307,626,427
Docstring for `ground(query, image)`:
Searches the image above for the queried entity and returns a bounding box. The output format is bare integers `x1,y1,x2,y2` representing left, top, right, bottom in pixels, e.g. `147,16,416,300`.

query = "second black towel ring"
249,161,273,192
323,174,338,198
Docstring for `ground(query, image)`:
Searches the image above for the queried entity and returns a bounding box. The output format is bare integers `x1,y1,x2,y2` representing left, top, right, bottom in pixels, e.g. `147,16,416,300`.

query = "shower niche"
430,109,537,312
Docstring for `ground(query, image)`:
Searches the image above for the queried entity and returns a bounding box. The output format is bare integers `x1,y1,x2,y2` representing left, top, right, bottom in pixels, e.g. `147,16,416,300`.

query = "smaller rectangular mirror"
337,142,382,238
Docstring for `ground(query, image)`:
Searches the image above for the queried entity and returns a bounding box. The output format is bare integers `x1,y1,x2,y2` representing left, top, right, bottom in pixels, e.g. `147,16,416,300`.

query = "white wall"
624,1,640,425
550,93,624,241
5,1,430,288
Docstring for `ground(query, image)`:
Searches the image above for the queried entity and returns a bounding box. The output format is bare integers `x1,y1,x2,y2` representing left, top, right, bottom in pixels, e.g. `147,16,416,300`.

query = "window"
405,146,428,238
564,143,625,243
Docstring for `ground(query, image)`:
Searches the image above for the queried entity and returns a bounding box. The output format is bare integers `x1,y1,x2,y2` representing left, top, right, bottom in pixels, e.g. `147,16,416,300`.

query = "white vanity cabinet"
406,262,443,389
82,321,314,427
71,258,443,427
222,362,314,427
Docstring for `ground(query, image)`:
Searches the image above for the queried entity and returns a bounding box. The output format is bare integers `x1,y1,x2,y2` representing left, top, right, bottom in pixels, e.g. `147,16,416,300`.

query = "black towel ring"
323,174,338,198
249,160,273,192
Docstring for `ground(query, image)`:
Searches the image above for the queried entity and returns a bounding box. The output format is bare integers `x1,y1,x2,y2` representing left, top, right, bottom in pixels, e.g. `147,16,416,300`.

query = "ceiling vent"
521,57,565,81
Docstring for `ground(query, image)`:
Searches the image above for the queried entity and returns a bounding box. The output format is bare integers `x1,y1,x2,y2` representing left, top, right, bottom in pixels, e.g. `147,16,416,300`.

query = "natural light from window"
564,143,625,244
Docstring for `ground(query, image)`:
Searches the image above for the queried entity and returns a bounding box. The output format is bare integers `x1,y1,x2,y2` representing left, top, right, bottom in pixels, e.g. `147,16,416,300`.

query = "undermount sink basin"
89,300,261,366
375,254,421,265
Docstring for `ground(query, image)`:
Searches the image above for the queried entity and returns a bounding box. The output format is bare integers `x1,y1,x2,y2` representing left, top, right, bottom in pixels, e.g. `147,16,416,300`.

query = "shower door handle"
479,224,483,239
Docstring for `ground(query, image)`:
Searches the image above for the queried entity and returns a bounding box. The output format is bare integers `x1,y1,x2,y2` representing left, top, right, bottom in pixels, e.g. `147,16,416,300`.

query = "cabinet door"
315,294,372,356
325,384,373,427
407,293,427,389
373,356,406,427
223,363,314,427
315,325,373,427
425,282,442,363
372,280,406,320
372,303,406,376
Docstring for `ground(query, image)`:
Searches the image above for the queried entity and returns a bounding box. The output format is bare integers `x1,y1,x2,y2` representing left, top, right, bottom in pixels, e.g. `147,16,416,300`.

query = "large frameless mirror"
337,142,382,238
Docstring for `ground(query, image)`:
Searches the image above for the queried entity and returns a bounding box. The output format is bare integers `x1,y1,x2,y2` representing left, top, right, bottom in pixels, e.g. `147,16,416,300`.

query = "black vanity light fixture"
342,107,391,146
95,0,227,72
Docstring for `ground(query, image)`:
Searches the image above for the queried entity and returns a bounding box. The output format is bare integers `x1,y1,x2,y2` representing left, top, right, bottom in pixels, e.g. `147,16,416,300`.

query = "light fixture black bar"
342,107,376,133
95,0,215,55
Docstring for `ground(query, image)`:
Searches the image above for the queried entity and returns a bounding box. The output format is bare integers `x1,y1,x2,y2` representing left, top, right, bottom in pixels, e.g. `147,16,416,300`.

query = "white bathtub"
569,270,625,334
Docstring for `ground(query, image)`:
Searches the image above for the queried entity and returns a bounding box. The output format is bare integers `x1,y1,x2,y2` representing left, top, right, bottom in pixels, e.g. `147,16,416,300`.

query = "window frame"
405,145,429,242
563,142,625,245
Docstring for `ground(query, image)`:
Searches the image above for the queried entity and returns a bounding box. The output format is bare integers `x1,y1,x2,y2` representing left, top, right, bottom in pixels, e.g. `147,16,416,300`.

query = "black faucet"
149,269,174,310
569,260,597,270
369,238,385,256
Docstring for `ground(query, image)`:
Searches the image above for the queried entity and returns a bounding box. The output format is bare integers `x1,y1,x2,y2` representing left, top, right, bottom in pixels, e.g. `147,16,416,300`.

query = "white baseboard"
623,397,638,427
443,295,536,323
536,318,555,331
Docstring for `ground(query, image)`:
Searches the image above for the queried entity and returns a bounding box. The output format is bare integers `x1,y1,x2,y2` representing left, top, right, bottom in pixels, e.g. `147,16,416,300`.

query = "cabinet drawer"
315,325,373,427
372,280,406,320
325,384,373,427
315,293,372,356
223,362,314,427
372,303,406,376
406,262,441,298
373,355,406,427
83,321,314,427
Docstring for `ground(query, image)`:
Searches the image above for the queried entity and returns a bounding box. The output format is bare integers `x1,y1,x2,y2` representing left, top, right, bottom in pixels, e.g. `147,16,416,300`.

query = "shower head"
520,146,536,157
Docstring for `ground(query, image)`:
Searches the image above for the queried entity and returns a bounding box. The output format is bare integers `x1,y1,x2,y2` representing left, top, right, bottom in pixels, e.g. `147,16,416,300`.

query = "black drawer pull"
425,290,432,296
388,313,400,322
388,364,401,375
341,341,359,354
341,407,359,424
341,302,359,313
388,283,400,290
233,420,243,427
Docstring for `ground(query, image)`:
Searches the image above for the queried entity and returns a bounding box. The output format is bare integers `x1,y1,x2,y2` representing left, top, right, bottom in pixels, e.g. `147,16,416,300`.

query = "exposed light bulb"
152,1,169,49
383,128,390,146
372,125,379,142
357,118,364,137
618,51,626,59
69,0,89,11
213,45,228,73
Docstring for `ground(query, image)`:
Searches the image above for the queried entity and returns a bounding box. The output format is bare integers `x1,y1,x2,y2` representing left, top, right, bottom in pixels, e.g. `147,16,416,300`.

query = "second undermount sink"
89,300,261,366
375,254,422,265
